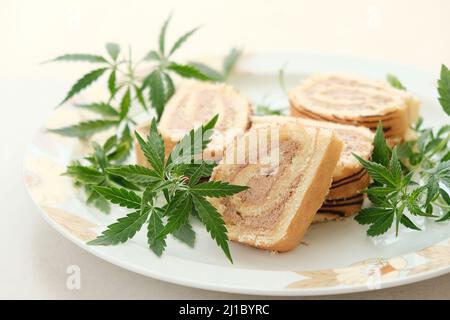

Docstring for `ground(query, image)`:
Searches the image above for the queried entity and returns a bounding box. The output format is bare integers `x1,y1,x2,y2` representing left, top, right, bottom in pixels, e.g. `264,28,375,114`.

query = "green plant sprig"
189,47,243,82
88,115,248,263
47,14,215,139
46,15,236,213
354,65,450,237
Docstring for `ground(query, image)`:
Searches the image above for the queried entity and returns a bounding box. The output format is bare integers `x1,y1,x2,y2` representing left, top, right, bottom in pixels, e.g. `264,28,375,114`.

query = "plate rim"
23,51,450,296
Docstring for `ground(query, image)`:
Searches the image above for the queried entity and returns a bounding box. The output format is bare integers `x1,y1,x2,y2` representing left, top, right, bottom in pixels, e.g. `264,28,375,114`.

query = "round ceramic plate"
24,52,450,296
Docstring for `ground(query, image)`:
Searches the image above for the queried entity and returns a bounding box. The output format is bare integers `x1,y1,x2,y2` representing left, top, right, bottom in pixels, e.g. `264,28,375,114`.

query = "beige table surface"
2,0,450,299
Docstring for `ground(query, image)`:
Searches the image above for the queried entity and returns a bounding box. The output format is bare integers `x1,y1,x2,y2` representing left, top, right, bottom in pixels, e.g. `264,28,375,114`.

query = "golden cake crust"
210,123,344,251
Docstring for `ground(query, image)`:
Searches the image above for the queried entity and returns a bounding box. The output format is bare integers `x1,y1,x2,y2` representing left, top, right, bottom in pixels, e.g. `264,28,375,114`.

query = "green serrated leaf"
354,154,397,187
167,63,212,81
147,209,167,256
48,119,118,138
92,142,107,170
355,207,393,225
86,188,111,213
440,188,450,205
107,126,132,163
172,222,196,247
387,74,406,91
190,181,248,197
389,147,403,184
372,122,391,166
437,125,450,137
144,50,161,61
168,115,218,165
108,175,141,191
436,210,450,222
158,196,192,239
222,48,242,80
88,209,149,245
175,162,216,178
45,54,107,64
192,194,232,263
162,72,175,102
93,186,141,209
363,186,395,197
188,162,206,186
141,185,156,213
367,212,395,237
146,70,166,119
133,84,147,111
438,64,450,116
106,165,161,184
135,121,165,175
103,135,117,152
106,43,120,61
188,63,223,81
58,68,108,106
159,13,172,56
400,214,421,230
64,165,105,184
107,142,131,163
406,187,432,217
74,103,119,117
108,70,117,98
169,27,200,56
119,88,131,119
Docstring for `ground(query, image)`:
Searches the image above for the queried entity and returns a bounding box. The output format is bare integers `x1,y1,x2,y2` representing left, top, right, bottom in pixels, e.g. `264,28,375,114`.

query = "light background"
1,0,450,299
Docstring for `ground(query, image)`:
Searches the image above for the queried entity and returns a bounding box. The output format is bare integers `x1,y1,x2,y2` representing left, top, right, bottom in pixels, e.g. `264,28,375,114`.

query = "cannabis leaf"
387,74,406,91
94,186,142,209
147,209,167,256
438,64,450,116
135,119,165,176
190,47,243,82
355,84,450,236
62,128,136,213
371,122,391,166
45,54,108,64
47,14,216,143
145,70,167,119
59,68,108,106
192,194,233,263
172,222,196,247
88,209,149,245
106,165,160,184
88,116,247,262
48,119,119,138
191,181,248,198
166,63,212,80
169,27,201,57
138,13,213,118
74,103,119,117
106,43,121,61
222,48,242,81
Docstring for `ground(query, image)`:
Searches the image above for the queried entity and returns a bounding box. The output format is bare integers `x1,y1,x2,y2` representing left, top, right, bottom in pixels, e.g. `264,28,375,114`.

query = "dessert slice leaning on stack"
289,74,420,145
251,115,374,222
136,80,252,165
209,123,343,251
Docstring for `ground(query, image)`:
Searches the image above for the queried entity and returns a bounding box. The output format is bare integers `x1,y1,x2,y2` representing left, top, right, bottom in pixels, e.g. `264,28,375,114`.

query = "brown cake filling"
219,136,316,232
301,76,398,113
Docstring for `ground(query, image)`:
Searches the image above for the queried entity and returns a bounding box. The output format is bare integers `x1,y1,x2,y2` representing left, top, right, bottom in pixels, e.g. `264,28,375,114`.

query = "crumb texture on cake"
210,123,343,251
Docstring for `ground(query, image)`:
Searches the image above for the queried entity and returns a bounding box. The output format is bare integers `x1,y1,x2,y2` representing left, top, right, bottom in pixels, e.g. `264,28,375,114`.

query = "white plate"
24,52,450,296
